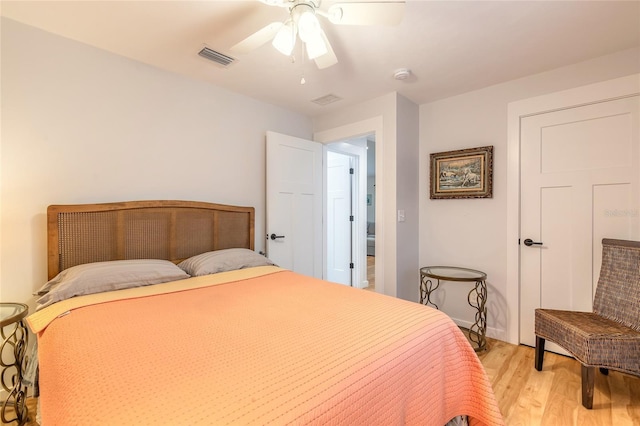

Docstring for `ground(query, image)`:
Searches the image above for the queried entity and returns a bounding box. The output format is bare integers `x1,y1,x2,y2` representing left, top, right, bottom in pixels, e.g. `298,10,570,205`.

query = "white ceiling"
2,1,639,117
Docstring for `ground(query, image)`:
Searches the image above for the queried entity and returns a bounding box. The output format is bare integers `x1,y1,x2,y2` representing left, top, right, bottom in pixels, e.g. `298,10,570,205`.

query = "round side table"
420,266,487,352
1,302,29,425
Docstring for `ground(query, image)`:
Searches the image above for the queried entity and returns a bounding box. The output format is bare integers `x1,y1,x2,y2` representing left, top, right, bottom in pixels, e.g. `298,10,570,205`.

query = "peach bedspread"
30,267,503,425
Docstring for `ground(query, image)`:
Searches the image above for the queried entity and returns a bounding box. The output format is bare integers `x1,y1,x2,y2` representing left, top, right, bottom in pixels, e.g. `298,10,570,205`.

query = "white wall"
314,92,420,300
0,19,312,305
314,94,396,296
366,139,376,218
366,176,375,224
395,95,419,301
419,47,640,342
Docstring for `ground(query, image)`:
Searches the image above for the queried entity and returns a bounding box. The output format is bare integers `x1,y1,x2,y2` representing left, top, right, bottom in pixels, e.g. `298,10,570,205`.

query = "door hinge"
349,168,354,174
350,263,354,269
349,215,354,222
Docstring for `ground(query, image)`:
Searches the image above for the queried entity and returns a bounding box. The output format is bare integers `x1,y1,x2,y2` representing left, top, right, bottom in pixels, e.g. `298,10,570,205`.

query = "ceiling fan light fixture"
236,0,406,70
272,20,297,56
295,5,322,43
305,33,328,59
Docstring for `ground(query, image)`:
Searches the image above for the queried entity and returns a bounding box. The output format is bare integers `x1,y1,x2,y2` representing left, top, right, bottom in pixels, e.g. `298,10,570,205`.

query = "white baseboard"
451,317,506,343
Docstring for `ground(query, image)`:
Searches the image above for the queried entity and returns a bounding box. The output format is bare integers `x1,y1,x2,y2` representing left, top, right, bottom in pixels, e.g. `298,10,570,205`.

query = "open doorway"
314,116,384,294
326,150,355,286
325,134,375,290
365,137,376,291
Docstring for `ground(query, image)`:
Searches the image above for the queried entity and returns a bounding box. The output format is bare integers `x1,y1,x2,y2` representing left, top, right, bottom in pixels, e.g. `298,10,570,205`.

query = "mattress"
28,266,503,425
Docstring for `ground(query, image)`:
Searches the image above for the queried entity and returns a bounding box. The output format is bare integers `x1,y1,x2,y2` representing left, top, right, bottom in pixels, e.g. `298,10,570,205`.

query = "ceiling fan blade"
258,0,290,7
314,30,338,69
326,1,405,26
230,22,283,54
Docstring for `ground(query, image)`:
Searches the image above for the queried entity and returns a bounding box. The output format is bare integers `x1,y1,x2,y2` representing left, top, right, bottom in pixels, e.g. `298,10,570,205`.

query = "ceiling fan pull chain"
299,40,306,84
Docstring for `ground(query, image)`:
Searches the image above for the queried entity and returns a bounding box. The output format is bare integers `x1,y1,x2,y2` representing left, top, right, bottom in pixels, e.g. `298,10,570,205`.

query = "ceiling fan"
230,0,405,69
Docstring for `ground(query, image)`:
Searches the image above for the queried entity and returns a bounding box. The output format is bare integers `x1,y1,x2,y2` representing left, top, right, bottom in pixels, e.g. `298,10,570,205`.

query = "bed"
27,200,503,426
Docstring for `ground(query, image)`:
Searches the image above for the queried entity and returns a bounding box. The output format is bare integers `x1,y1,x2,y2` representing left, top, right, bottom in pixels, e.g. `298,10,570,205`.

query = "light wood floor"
478,338,640,425
365,255,375,291
5,397,37,426
11,339,639,425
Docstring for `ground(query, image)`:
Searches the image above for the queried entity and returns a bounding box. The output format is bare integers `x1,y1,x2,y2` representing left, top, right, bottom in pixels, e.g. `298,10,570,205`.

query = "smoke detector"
393,68,411,80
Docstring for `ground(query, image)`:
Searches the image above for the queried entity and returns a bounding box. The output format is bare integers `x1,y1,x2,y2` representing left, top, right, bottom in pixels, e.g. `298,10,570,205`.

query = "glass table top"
0,303,29,327
420,266,486,281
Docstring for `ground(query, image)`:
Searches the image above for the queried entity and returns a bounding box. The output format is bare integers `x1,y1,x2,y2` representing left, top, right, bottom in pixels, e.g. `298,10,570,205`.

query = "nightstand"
420,266,488,352
1,303,29,425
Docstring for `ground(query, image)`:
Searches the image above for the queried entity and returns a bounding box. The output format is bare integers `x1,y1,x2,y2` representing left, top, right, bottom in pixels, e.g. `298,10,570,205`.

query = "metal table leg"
419,276,440,309
1,319,29,425
467,279,487,352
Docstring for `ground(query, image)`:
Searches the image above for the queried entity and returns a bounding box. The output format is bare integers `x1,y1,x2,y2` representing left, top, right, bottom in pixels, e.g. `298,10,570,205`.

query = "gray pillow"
178,248,276,277
35,259,190,310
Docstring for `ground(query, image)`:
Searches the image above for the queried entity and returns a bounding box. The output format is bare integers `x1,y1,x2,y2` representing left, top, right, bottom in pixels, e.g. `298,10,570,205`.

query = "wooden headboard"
47,200,255,279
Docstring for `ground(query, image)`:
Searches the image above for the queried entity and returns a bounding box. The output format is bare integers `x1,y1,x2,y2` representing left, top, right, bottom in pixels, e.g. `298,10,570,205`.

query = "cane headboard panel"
47,200,255,279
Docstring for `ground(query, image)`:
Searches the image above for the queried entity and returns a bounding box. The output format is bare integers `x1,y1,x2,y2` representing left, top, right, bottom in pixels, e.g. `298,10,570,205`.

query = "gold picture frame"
430,146,493,199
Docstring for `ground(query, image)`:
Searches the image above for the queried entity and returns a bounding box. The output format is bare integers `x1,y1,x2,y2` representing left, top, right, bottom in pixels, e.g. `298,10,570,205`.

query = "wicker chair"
534,238,640,409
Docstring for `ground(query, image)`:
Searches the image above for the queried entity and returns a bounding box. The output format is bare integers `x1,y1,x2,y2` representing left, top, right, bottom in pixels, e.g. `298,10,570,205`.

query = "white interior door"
519,96,640,351
325,140,368,289
326,151,353,285
266,131,322,278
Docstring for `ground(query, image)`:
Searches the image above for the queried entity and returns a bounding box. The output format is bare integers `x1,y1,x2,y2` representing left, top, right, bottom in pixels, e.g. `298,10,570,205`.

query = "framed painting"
430,146,493,199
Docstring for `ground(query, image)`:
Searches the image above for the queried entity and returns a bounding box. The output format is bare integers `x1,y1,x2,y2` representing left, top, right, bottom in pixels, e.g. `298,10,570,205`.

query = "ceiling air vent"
198,47,235,67
311,94,343,106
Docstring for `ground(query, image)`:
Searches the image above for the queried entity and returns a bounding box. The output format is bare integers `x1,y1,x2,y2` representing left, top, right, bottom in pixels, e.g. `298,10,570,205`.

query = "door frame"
506,74,640,345
315,117,385,293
